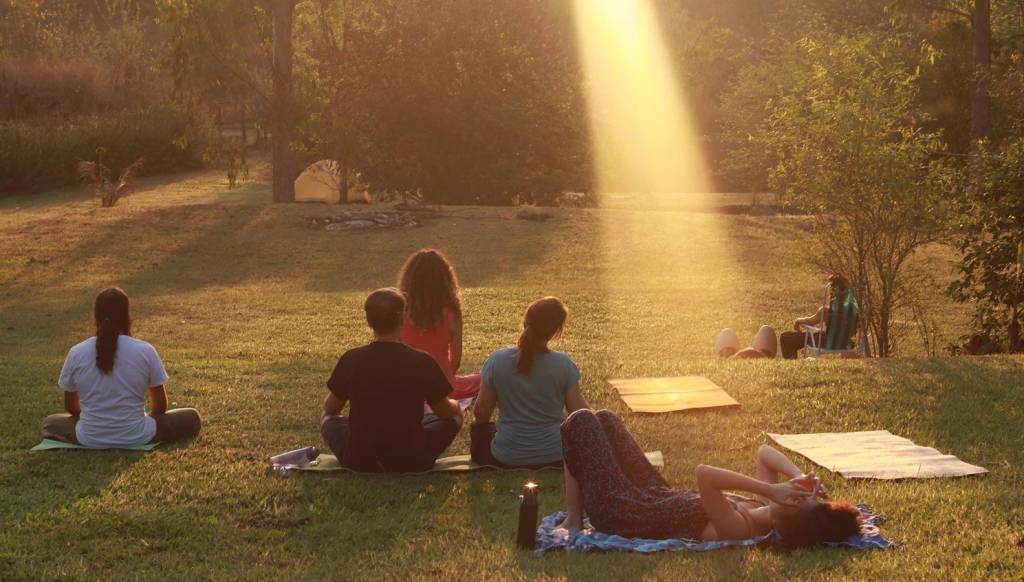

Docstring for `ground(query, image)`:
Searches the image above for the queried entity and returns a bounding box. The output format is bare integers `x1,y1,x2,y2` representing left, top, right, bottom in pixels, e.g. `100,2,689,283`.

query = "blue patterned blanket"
535,504,895,554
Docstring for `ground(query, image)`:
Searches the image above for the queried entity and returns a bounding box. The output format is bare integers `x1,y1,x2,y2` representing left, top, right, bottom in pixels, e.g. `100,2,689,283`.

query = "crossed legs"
41,408,201,445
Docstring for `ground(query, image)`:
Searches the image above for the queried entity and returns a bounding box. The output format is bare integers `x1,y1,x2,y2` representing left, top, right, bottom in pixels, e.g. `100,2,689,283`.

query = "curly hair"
397,248,462,330
774,501,863,549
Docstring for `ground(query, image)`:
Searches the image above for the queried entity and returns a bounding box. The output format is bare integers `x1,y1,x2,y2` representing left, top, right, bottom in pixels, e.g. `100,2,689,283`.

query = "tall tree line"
6,0,1023,203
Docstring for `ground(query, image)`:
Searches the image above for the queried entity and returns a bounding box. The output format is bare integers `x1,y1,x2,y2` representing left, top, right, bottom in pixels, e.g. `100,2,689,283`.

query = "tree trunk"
271,0,298,203
340,163,349,204
971,0,991,144
1010,305,1022,352
239,97,247,147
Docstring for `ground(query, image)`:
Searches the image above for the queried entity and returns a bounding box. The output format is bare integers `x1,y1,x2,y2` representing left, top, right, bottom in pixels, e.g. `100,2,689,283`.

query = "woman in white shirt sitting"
41,287,201,447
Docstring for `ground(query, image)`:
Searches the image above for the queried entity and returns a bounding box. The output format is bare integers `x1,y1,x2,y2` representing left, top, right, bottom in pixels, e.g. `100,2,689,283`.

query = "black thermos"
516,482,539,550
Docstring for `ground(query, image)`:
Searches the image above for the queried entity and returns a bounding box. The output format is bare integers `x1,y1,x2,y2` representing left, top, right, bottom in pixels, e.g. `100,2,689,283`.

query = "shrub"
749,30,954,357
77,152,144,208
0,104,211,196
948,139,1024,352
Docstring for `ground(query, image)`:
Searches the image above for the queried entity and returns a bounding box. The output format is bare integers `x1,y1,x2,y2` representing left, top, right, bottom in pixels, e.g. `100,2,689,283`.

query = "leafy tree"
948,139,1024,351
159,0,589,205
1,0,166,120
297,0,384,197
749,29,954,356
160,0,299,201
910,0,991,142
334,0,589,204
718,32,804,195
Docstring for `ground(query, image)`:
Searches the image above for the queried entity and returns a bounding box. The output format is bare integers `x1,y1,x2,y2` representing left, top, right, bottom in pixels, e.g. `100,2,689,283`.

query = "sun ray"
573,0,743,367
572,0,712,197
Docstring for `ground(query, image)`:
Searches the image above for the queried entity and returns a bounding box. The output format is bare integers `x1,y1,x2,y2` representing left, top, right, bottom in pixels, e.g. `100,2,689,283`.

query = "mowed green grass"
1,167,1021,580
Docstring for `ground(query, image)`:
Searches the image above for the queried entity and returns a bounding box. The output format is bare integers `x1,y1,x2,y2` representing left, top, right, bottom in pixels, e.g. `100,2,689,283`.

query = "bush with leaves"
737,28,955,357
948,139,1024,352
0,103,211,195
77,149,144,207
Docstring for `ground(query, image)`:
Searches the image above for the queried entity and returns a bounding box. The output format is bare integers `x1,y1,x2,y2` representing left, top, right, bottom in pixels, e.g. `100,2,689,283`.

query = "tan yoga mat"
611,376,740,413
296,451,665,473
767,430,988,479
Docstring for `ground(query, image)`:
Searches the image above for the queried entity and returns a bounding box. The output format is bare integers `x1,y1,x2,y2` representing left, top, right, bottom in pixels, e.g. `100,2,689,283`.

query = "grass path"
0,169,1020,579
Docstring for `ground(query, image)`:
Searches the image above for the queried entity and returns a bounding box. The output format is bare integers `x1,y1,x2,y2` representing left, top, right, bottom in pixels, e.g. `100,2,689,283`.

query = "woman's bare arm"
697,465,764,540
697,464,812,540
795,307,824,330
63,391,81,417
760,445,827,499
564,384,588,414
756,444,803,483
471,381,497,425
450,313,463,374
323,392,346,416
147,385,168,416
755,444,807,501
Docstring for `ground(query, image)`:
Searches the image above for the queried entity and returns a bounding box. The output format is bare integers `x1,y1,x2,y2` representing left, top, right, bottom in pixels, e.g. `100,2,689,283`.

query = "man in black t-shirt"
320,287,463,472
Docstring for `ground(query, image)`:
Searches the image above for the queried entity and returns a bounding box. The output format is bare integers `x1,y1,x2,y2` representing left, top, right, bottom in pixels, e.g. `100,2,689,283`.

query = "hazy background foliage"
3,0,1021,199
2,0,1023,349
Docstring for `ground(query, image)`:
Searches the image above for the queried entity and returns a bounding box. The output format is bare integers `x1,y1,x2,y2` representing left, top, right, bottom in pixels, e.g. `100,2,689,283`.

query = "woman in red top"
398,249,481,400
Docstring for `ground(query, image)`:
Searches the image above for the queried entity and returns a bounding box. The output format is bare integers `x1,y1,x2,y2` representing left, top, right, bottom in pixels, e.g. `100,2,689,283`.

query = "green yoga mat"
30,438,160,452
295,451,665,473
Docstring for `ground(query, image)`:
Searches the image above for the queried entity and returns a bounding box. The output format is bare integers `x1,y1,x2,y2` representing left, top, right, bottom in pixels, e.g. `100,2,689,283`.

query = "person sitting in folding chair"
780,274,861,359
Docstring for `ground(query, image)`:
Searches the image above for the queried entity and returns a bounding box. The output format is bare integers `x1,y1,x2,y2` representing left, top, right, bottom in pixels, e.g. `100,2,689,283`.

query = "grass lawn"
1,167,1021,580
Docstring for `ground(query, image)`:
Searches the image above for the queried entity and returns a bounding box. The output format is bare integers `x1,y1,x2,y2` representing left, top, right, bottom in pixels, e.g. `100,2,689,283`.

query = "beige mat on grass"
767,430,988,479
297,451,665,473
611,376,740,413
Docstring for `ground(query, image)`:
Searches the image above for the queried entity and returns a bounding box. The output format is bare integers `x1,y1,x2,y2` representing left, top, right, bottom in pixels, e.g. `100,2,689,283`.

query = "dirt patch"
515,207,553,222
305,210,425,231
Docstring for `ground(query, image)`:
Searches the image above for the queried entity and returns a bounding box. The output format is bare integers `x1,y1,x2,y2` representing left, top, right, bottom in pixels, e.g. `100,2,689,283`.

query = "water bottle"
269,446,319,470
516,481,539,550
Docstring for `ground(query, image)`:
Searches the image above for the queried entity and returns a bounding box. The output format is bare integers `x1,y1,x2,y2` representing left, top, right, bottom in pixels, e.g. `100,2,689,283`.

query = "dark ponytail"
516,297,568,374
94,287,132,374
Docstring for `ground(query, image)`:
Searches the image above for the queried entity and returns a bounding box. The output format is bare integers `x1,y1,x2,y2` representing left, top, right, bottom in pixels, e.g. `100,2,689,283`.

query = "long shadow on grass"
0,450,144,530
292,471,453,563
0,203,268,355
463,468,559,545
0,166,222,214
0,204,268,489
301,208,597,297
899,356,1023,466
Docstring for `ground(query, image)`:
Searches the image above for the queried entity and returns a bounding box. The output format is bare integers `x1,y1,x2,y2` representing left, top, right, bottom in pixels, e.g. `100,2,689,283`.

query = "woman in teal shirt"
470,297,589,467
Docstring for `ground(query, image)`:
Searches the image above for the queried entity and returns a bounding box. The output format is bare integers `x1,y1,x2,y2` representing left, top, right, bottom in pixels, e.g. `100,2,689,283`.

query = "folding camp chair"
801,285,865,357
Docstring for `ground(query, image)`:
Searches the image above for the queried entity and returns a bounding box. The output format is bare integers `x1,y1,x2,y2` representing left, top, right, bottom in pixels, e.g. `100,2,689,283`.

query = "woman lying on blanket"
559,409,862,549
